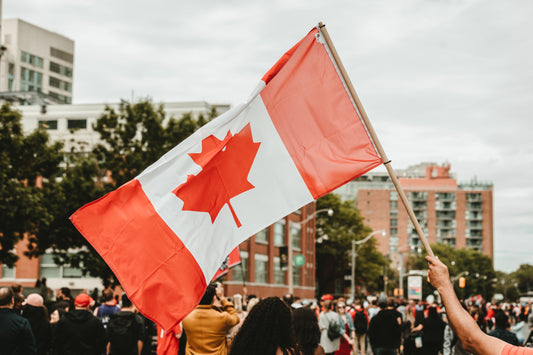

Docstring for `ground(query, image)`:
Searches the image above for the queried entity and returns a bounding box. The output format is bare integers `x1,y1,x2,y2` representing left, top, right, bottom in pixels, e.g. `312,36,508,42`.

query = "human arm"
426,256,505,355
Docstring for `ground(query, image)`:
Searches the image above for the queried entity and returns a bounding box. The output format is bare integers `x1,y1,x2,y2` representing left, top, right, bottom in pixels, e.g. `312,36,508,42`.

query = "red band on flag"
261,28,381,198
70,179,206,330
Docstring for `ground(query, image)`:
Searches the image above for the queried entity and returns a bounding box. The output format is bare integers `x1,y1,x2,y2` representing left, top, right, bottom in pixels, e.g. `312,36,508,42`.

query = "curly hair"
293,307,321,355
229,297,297,355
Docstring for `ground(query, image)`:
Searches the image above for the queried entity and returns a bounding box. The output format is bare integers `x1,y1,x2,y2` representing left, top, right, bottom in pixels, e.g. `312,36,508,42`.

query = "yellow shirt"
182,299,240,355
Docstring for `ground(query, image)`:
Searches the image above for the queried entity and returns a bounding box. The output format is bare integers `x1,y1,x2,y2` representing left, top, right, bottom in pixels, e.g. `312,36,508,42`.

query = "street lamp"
351,229,387,300
288,208,333,294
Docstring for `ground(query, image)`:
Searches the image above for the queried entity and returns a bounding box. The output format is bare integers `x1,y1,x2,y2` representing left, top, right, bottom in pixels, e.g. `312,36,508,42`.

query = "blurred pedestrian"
421,305,446,355
294,306,325,355
0,286,37,354
229,297,299,355
368,296,402,355
94,288,120,329
334,301,354,355
21,293,51,355
107,293,145,355
182,283,239,354
52,293,106,355
318,300,343,355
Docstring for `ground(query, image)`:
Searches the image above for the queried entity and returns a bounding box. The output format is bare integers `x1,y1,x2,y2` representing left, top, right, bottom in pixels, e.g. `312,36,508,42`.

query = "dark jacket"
107,310,145,355
368,308,402,349
21,304,52,355
52,308,106,355
0,308,37,354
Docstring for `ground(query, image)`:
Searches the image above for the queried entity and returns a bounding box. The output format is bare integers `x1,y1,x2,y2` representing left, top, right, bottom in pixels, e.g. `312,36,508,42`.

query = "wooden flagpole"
317,22,435,258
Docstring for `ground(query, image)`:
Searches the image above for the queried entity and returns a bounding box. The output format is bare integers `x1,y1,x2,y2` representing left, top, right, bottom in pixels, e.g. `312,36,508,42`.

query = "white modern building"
0,18,74,104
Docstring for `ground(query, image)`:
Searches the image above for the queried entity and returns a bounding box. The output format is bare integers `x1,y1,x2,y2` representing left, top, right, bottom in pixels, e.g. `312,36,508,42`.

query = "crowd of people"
1,262,533,355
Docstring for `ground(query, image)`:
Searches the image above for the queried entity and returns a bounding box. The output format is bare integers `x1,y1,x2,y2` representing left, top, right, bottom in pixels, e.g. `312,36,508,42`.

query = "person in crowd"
55,287,75,312
107,293,145,355
0,286,37,354
334,301,354,355
294,306,325,355
226,293,247,349
488,310,520,346
94,287,121,329
283,293,295,309
367,296,402,355
511,314,529,344
367,298,380,321
11,283,25,315
420,304,446,355
352,299,368,355
246,296,260,313
405,311,425,355
318,299,344,355
443,320,473,355
426,255,533,355
21,293,52,355
52,292,106,355
229,296,299,355
182,282,240,354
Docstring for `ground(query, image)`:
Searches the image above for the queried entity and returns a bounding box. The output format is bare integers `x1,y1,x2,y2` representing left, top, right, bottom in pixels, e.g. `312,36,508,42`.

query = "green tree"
511,264,533,294
316,193,387,297
409,243,496,300
44,99,214,281
0,103,64,266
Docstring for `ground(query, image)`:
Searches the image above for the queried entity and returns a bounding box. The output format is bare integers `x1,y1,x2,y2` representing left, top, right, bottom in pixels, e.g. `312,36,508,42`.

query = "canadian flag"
70,26,382,331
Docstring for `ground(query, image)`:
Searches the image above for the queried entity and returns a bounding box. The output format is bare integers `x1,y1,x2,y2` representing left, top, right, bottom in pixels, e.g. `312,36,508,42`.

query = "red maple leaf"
172,123,261,227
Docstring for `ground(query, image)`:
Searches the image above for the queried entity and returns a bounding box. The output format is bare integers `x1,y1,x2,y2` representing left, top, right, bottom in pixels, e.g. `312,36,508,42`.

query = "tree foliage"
408,243,496,300
316,193,387,296
0,104,64,266
43,99,215,281
510,264,533,294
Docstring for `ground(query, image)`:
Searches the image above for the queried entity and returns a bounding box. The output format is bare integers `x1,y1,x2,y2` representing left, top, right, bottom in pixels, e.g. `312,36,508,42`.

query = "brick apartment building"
335,162,494,269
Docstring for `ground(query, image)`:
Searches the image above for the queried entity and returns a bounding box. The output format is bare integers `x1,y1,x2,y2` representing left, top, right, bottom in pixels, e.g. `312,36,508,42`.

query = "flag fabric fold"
70,26,382,331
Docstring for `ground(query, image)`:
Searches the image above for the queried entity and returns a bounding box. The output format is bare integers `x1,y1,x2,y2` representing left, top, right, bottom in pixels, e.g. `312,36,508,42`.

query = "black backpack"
326,314,342,341
107,312,140,354
354,309,368,334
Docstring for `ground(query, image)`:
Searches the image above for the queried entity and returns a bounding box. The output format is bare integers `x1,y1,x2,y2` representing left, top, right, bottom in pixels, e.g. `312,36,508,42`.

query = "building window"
67,119,87,130
233,251,248,282
39,120,58,130
8,63,14,91
390,219,398,227
255,228,268,244
254,254,268,284
48,91,71,104
50,61,73,78
21,51,43,68
20,67,42,92
1,264,15,279
39,253,83,278
390,228,398,236
293,264,301,286
273,219,286,246
273,257,285,284
50,47,74,63
290,222,301,250
49,76,73,93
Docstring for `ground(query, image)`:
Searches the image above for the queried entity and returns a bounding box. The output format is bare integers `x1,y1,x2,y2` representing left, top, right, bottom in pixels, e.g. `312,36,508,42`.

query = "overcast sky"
4,0,532,273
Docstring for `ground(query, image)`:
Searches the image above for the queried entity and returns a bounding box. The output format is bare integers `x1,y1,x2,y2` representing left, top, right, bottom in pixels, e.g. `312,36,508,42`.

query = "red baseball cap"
74,293,94,307
321,294,334,301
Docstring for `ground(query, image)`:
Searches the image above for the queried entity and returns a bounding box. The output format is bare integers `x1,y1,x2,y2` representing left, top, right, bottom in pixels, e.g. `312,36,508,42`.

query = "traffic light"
459,277,466,288
279,246,288,270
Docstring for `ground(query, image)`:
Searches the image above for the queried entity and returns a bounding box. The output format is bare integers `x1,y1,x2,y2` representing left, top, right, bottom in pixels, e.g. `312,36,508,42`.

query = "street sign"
407,275,423,301
294,254,305,267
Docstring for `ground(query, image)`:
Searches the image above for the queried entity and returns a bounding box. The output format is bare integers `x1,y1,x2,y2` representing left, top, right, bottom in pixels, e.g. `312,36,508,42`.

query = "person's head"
427,305,440,319
378,295,388,309
11,283,22,294
59,287,72,300
74,293,94,310
121,293,133,308
199,284,217,305
229,297,295,355
282,293,294,307
25,293,44,307
102,288,114,302
0,287,14,307
336,301,346,314
494,310,509,329
293,306,320,355
323,300,334,312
